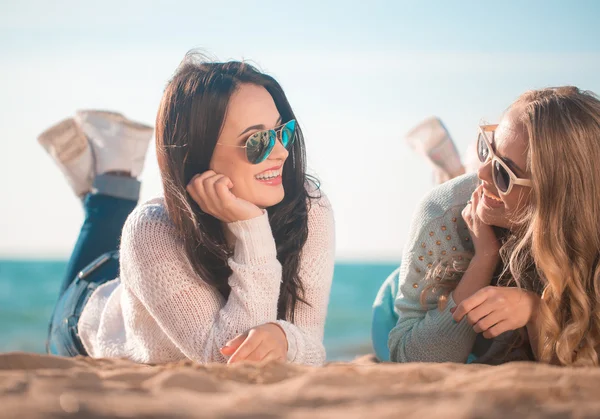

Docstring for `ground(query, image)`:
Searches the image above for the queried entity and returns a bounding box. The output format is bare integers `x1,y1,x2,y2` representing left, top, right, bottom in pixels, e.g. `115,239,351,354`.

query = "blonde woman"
373,86,600,366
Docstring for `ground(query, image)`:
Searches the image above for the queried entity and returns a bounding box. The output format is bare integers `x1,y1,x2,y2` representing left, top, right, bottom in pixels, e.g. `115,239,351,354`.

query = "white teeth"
255,169,281,180
483,190,503,202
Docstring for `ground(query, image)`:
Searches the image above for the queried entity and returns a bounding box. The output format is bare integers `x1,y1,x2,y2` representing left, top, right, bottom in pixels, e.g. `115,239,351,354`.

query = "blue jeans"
371,267,400,362
47,190,137,356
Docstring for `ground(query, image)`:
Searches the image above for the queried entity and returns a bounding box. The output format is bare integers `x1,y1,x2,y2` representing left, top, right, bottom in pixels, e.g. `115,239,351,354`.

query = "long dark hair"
155,52,318,321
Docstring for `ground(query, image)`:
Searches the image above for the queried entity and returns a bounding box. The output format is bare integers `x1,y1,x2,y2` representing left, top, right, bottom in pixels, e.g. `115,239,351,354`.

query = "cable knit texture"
387,173,529,364
78,191,335,366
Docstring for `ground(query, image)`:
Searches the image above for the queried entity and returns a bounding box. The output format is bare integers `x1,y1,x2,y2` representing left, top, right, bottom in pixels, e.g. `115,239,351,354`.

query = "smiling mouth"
255,168,282,181
482,188,503,203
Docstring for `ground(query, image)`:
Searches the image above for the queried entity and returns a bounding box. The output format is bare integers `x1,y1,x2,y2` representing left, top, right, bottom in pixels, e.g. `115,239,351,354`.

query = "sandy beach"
1,352,600,418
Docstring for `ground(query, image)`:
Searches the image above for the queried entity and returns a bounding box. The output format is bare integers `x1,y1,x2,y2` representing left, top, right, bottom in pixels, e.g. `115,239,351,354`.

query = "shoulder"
414,173,478,222
403,174,476,257
121,197,179,247
127,196,172,225
305,181,334,229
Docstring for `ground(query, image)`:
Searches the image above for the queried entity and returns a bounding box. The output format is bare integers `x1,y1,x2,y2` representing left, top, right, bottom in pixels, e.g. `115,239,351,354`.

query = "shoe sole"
37,118,89,163
76,110,154,133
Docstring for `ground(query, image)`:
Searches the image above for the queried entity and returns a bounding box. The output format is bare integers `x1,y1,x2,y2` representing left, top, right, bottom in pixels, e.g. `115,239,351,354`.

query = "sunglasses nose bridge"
269,132,289,160
275,126,289,145
477,133,491,162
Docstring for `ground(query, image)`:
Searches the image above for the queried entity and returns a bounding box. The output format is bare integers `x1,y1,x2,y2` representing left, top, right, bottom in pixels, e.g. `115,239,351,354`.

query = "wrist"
226,212,277,264
526,292,541,326
269,322,289,352
237,208,264,222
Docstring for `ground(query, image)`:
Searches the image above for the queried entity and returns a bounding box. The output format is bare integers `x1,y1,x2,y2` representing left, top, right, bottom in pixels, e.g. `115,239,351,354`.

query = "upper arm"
388,176,479,362
295,192,335,329
395,174,477,310
118,203,228,361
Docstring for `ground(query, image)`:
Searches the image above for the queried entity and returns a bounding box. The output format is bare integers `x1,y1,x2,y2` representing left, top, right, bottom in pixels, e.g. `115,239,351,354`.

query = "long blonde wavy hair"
505,86,600,366
421,87,600,366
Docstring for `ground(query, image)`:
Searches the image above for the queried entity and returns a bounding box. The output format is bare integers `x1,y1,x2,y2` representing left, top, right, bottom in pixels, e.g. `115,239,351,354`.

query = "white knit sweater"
78,192,335,366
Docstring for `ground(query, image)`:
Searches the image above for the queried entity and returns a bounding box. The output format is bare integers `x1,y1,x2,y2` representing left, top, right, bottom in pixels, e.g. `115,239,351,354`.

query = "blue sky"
1,0,599,260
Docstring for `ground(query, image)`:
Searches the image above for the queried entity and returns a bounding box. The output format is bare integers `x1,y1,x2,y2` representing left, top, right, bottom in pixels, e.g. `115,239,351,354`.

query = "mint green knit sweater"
374,173,532,364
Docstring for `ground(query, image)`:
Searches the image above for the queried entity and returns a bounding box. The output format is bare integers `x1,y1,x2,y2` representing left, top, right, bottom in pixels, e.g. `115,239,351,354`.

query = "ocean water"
0,259,398,361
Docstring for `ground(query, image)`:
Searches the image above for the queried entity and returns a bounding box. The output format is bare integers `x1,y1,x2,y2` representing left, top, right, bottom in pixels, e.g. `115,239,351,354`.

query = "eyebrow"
238,116,282,137
490,137,527,175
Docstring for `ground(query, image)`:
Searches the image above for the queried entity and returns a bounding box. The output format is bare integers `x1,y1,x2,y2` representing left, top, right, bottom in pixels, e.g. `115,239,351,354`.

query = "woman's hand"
451,286,541,338
462,185,501,261
186,170,263,223
220,323,288,364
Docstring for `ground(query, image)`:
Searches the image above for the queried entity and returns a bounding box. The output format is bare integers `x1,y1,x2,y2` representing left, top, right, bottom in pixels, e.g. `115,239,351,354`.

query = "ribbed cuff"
226,211,277,265
437,292,478,342
274,320,298,362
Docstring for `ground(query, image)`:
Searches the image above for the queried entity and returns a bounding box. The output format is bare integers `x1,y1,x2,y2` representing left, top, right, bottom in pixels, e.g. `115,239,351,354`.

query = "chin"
254,189,285,209
477,205,509,229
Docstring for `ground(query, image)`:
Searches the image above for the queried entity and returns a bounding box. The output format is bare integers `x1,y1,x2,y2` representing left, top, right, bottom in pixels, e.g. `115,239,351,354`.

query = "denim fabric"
47,252,118,356
371,267,400,362
47,191,137,356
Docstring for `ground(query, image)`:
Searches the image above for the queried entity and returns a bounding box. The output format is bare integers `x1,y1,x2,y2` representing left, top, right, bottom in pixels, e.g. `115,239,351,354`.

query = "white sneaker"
75,110,154,178
405,117,465,184
38,118,94,197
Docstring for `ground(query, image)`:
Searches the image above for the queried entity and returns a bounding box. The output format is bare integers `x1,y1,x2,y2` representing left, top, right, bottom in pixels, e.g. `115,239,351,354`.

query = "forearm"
224,211,283,322
452,256,498,304
525,293,542,360
275,321,326,365
390,287,484,363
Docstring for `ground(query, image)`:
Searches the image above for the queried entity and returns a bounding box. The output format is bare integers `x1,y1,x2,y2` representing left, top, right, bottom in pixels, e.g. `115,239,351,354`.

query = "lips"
254,165,283,186
481,188,504,209
257,165,282,175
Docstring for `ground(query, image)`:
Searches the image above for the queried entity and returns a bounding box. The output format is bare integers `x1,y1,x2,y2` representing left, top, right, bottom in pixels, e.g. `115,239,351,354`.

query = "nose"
477,157,494,186
268,136,289,161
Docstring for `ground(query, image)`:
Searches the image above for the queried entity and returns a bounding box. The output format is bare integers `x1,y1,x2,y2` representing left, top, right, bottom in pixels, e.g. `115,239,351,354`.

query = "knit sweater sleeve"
274,192,335,366
119,200,282,364
388,173,480,363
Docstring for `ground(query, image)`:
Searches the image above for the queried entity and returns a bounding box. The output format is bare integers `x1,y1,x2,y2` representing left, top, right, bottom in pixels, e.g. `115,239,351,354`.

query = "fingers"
202,174,226,211
186,171,217,210
223,324,287,364
238,341,270,362
262,349,285,363
462,185,483,230
482,320,511,339
473,309,506,334
229,343,285,364
186,171,214,208
471,184,482,208
186,171,235,218
227,330,262,364
452,286,493,322
463,301,495,327
214,176,235,206
220,333,247,357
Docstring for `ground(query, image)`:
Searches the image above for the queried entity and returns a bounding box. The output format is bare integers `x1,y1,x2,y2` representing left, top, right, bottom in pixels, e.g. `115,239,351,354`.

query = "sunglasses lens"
281,120,297,149
493,160,510,193
246,131,274,164
477,133,489,163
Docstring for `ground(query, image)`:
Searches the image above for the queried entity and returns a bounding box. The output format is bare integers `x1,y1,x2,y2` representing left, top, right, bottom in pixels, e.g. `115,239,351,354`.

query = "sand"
1,352,600,418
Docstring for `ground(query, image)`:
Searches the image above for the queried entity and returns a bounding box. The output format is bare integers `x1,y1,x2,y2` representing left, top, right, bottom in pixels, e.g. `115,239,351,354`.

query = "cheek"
497,187,531,229
211,150,243,178
502,187,531,212
210,152,256,193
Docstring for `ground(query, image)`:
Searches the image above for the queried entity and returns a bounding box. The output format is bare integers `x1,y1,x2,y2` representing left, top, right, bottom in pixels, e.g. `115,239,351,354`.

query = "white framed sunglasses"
477,124,532,195
216,119,296,164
